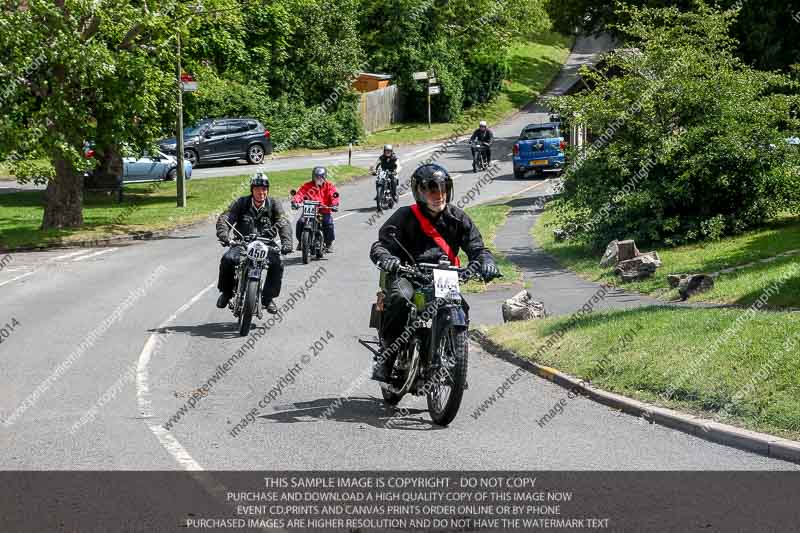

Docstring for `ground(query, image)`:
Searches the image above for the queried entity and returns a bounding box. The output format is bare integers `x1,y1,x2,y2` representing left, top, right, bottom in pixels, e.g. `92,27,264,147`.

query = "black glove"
291,202,300,209
331,206,339,212
218,235,230,246
378,256,401,273
481,260,500,281
281,243,293,255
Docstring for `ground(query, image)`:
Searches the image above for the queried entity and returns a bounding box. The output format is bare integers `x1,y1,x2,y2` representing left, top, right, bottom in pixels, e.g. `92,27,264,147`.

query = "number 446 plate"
434,269,461,299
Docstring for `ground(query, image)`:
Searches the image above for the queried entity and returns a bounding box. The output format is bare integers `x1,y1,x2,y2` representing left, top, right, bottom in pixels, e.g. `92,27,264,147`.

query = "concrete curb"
468,329,800,465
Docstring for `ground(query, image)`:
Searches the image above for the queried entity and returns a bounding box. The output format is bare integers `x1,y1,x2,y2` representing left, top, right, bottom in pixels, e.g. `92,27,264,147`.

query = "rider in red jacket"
291,166,340,252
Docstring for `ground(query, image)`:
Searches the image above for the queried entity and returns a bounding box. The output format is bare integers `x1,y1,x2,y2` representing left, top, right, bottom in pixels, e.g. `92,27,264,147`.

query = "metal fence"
359,85,403,134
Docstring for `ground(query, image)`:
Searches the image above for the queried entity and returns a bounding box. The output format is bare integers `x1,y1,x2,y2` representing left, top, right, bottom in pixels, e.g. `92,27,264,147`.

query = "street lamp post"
176,33,186,208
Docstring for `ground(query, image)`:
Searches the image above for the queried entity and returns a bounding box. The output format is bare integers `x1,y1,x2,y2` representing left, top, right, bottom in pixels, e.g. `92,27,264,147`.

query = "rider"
372,144,401,201
291,166,340,253
215,173,293,314
368,163,500,381
469,120,494,169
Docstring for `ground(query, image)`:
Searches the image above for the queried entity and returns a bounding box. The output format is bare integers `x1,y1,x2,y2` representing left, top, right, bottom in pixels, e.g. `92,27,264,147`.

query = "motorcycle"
359,253,488,426
372,168,397,212
224,225,280,336
290,190,339,265
470,140,490,173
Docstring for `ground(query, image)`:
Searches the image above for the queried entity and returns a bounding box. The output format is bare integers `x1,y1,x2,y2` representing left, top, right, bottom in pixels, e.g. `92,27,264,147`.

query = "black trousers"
471,147,492,165
218,246,283,300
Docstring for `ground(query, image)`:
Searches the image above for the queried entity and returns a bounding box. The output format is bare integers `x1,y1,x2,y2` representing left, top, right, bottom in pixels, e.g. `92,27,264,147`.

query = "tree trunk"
84,143,123,189
42,154,84,229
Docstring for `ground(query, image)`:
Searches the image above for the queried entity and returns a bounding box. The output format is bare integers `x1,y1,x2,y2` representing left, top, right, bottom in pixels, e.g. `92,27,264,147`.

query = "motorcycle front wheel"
315,231,324,259
301,231,311,264
238,279,258,336
427,328,468,426
376,184,384,212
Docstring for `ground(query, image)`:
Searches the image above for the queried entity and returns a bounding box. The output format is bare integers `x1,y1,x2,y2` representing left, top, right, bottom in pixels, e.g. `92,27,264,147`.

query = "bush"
551,6,800,250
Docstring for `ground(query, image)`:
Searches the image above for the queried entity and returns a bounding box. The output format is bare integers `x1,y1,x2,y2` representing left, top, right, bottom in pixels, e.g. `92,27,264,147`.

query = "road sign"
181,81,198,92
428,77,437,84
428,85,441,95
413,71,428,80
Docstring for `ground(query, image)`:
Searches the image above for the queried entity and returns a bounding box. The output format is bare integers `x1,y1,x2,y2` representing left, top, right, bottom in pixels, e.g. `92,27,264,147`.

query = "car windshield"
521,127,559,140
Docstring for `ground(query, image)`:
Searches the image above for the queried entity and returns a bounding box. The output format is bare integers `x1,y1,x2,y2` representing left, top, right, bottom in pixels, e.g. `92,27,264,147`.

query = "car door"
226,120,250,158
198,122,231,161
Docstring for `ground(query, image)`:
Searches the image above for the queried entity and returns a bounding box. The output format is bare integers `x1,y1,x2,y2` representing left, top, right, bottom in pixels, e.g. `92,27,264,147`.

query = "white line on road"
136,283,215,419
71,248,117,262
0,271,34,288
54,249,94,261
510,179,552,198
333,212,355,221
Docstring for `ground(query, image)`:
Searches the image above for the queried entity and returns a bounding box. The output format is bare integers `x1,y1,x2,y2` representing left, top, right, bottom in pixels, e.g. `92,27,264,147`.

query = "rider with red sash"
368,163,500,381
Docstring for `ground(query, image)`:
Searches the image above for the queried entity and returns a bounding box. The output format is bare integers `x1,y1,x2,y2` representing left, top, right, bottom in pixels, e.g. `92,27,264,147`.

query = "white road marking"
333,212,355,221
0,271,34,288
71,248,117,262
148,424,204,471
53,250,94,261
136,283,214,419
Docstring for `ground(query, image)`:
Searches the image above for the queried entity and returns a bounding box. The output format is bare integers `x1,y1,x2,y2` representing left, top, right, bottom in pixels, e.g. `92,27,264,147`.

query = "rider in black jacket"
469,120,494,169
215,173,293,314
373,144,401,201
368,163,500,381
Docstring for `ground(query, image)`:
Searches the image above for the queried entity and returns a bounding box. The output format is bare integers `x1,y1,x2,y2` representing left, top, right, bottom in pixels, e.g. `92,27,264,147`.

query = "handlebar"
230,233,279,248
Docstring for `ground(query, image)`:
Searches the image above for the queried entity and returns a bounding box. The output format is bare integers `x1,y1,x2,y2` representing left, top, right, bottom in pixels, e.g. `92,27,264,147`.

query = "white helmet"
479,120,487,127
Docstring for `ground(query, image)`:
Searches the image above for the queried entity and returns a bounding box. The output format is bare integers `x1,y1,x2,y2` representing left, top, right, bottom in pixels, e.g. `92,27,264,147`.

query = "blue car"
512,122,566,179
122,152,192,182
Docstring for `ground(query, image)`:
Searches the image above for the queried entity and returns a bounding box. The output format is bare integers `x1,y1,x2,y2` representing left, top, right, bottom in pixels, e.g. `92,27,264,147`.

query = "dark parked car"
159,118,272,167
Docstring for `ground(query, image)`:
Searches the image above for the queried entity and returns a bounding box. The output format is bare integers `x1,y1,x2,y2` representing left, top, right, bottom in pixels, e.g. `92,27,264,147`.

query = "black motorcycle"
360,257,487,426
373,168,397,212
470,140,490,172
290,190,339,264
225,229,280,336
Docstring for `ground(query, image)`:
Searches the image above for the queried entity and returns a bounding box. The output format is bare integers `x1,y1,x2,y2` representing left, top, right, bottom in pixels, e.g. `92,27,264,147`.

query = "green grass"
486,306,800,440
363,31,574,148
0,165,367,250
533,208,800,307
460,204,521,293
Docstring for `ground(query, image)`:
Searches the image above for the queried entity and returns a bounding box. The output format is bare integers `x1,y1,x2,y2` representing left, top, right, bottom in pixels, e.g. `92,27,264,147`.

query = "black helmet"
250,172,270,190
410,163,453,205
312,166,327,181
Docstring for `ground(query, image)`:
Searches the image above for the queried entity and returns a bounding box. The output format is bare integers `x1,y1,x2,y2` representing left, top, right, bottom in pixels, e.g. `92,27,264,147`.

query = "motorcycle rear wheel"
238,279,258,336
427,328,468,426
380,338,420,405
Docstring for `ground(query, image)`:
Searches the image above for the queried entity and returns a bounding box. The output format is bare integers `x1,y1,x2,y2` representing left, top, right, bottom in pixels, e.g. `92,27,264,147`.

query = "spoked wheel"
301,231,311,264
380,338,421,406
427,328,468,426
238,279,258,336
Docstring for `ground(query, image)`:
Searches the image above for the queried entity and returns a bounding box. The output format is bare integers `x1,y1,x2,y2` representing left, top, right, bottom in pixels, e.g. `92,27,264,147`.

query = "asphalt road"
2,92,798,476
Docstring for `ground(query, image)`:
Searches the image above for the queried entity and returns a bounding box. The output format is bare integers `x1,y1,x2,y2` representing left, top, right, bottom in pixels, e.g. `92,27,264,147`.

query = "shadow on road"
259,396,447,431
149,322,244,340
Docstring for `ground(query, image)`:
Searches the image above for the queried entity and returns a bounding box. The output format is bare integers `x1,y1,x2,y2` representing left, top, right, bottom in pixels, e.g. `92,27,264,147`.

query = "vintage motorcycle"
373,168,397,212
290,190,339,264
470,140,491,172
359,254,488,426
224,225,280,336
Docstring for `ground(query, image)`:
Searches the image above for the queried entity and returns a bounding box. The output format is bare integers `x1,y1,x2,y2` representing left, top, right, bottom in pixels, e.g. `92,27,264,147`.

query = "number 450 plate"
434,269,461,299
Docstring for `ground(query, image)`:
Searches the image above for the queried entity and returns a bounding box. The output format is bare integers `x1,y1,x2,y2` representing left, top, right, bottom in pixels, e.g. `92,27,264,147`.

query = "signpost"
414,69,438,129
176,45,197,208
428,85,441,95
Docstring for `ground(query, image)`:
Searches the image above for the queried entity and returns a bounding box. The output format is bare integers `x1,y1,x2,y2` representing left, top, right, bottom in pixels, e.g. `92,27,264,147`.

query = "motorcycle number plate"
303,203,317,217
433,269,460,300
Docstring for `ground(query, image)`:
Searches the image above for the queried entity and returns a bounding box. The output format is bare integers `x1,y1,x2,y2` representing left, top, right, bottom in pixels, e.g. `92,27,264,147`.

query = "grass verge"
486,305,800,440
362,31,574,148
533,207,800,307
460,203,521,293
0,166,367,250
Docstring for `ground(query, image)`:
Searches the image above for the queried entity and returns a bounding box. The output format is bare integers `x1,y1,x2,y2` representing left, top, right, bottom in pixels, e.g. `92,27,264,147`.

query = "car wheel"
166,168,177,181
184,149,198,167
247,144,265,164
513,168,525,179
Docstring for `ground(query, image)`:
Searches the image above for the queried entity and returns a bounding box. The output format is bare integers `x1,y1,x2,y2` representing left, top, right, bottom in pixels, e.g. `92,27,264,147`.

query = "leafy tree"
0,0,183,229
551,6,800,249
